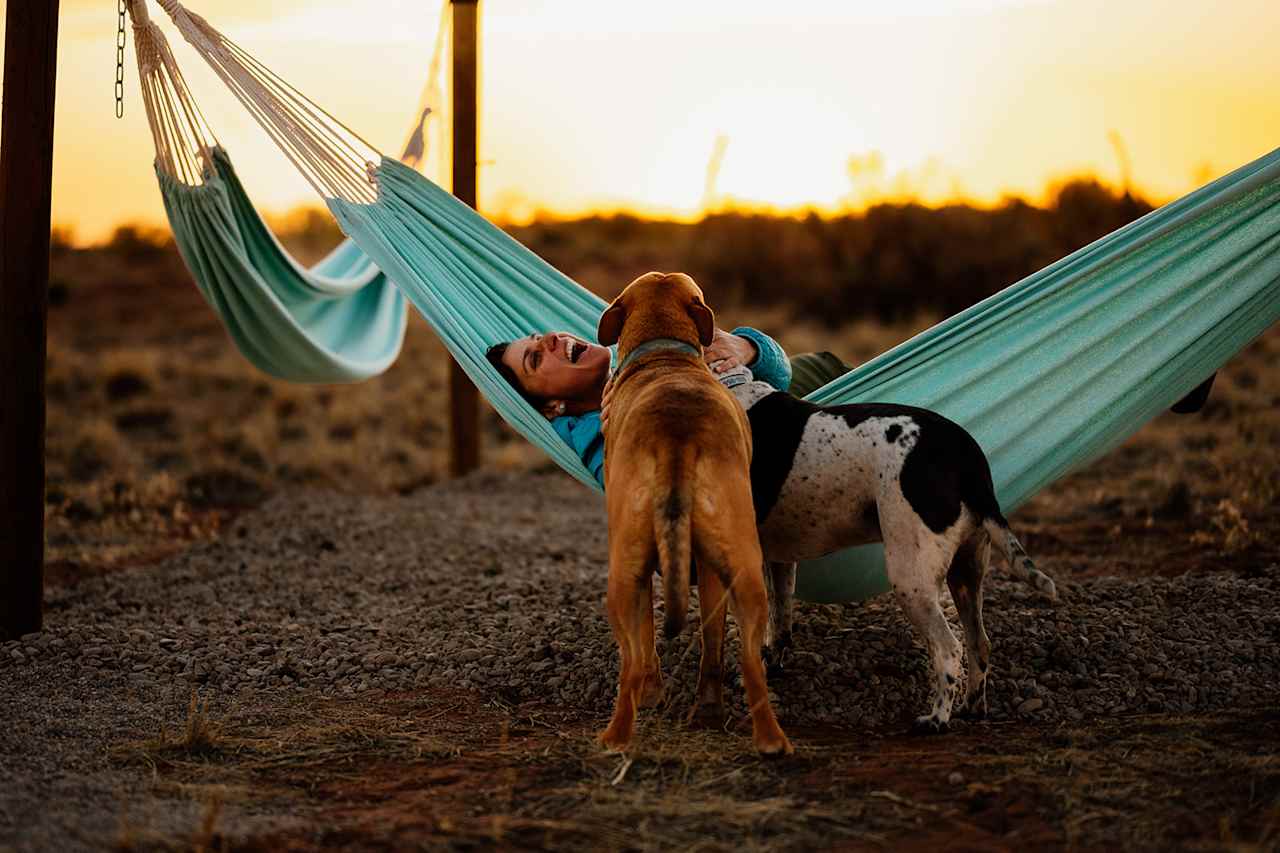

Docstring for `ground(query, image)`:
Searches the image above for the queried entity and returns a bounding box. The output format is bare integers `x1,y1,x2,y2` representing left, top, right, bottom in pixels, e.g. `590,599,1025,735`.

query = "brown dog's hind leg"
948,532,992,719
688,567,729,729
719,540,793,756
600,568,655,752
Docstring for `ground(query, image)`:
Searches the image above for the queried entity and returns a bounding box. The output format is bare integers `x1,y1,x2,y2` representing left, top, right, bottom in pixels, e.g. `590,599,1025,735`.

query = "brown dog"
595,272,791,756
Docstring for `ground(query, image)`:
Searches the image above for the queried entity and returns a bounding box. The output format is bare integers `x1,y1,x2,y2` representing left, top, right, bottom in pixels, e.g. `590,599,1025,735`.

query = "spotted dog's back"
733,384,977,549
727,377,1051,582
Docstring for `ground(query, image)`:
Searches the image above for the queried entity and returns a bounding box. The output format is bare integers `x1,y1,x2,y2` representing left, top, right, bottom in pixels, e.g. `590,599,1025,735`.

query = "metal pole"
1,0,60,640
449,0,480,477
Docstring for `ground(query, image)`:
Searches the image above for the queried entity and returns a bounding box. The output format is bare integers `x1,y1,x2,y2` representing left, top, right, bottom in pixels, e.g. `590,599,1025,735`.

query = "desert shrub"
506,176,1152,326
67,419,140,483
50,225,77,253
103,224,173,262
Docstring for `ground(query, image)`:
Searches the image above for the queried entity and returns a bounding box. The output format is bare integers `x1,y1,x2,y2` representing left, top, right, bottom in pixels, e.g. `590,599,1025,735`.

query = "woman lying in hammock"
485,326,850,486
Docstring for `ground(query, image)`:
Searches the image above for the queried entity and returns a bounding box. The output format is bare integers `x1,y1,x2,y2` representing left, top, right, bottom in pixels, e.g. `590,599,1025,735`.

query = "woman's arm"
704,327,791,390
729,326,791,391
551,412,606,487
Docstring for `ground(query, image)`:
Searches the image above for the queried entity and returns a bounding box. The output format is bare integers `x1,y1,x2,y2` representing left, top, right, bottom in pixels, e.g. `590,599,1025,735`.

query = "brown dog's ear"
687,297,715,346
597,300,626,346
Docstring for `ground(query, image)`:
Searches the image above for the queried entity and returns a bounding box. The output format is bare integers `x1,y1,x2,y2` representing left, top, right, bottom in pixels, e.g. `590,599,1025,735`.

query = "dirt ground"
6,464,1277,851
108,692,1280,852
7,245,1278,850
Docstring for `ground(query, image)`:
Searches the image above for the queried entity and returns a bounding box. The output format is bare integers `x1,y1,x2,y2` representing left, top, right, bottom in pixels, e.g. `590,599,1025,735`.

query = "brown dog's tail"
655,446,696,639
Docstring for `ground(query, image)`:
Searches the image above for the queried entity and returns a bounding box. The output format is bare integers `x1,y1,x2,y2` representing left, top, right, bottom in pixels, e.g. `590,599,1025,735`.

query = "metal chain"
115,0,126,118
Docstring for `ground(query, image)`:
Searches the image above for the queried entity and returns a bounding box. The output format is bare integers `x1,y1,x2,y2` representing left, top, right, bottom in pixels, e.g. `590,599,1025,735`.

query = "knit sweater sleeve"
551,411,606,488
731,326,791,391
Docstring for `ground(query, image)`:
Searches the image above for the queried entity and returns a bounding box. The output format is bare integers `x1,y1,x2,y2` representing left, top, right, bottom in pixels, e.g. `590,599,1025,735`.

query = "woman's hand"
704,328,758,374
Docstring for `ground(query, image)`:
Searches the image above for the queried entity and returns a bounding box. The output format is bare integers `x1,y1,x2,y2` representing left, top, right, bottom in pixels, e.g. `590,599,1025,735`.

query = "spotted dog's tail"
982,516,1058,600
655,446,696,638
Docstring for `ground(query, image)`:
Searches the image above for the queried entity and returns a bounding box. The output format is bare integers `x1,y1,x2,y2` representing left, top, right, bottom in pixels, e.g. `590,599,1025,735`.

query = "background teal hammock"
135,0,1280,603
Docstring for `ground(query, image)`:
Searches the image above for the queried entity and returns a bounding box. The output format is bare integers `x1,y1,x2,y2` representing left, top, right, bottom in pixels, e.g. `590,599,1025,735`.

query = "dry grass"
115,693,224,770
100,689,1280,851
114,693,464,785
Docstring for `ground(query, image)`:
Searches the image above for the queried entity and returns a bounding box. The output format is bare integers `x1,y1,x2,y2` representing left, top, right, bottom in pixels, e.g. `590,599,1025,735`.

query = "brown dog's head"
596,272,715,353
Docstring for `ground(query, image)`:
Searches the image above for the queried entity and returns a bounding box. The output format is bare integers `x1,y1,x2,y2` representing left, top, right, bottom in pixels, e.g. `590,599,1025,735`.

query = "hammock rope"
399,0,450,173
151,0,379,202
128,0,1280,603
129,0,410,381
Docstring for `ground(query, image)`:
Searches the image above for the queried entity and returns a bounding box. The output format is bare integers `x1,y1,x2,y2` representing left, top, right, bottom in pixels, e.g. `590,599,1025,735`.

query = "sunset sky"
3,0,1278,242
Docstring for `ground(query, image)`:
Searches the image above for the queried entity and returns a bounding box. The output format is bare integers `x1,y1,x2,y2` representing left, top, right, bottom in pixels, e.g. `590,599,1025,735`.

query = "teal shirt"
551,327,791,488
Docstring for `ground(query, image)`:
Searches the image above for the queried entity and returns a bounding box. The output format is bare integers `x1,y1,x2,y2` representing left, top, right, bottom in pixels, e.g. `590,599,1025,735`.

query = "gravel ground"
2,469,1278,849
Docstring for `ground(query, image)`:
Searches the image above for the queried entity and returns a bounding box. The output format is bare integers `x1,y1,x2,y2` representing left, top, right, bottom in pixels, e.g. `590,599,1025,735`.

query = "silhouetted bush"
103,224,173,262
66,175,1153,331
508,177,1154,325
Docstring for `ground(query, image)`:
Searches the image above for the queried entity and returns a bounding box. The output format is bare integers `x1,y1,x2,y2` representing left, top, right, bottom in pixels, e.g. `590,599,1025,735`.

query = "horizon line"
53,168,1161,247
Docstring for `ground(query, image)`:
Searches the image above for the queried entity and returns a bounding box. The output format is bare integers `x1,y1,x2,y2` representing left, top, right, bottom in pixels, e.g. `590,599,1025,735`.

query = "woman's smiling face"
500,330,611,407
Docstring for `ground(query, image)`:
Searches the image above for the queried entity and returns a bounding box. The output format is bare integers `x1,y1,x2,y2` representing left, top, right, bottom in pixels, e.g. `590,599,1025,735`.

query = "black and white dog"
721,369,1058,731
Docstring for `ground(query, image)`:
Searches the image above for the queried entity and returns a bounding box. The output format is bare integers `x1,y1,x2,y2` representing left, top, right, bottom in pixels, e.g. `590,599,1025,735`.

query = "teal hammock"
136,0,1280,603
158,149,407,382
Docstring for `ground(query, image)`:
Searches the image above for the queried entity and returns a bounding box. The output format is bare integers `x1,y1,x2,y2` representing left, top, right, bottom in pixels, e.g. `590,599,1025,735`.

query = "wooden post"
449,0,481,477
1,0,60,640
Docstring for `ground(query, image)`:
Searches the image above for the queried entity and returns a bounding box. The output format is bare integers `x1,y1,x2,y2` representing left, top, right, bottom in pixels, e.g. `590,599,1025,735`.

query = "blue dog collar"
615,338,702,373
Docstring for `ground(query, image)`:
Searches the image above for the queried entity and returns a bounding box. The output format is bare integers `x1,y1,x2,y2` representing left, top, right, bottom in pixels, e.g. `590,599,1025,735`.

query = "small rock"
948,771,965,786
1017,697,1045,715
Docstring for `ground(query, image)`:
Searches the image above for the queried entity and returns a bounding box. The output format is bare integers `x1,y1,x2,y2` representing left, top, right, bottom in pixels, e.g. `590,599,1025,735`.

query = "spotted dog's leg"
897,579,964,732
947,533,992,719
761,561,796,677
882,511,964,733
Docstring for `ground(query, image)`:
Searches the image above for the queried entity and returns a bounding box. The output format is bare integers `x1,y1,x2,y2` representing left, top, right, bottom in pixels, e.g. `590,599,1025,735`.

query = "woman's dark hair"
485,342,544,407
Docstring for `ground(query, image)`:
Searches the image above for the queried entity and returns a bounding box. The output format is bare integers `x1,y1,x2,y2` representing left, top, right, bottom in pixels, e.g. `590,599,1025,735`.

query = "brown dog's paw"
597,724,633,753
754,730,794,757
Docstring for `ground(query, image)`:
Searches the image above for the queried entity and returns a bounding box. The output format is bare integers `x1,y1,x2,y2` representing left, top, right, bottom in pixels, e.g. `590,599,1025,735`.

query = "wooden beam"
1,0,60,640
448,0,481,478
